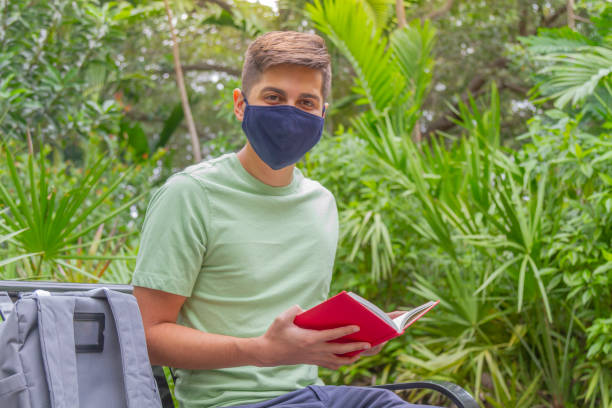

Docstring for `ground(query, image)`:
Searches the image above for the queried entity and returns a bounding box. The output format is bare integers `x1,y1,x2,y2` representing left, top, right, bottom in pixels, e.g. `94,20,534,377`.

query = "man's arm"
134,286,372,370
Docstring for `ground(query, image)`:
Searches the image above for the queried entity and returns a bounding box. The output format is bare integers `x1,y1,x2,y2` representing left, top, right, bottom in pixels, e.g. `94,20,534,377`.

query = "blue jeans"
229,385,443,407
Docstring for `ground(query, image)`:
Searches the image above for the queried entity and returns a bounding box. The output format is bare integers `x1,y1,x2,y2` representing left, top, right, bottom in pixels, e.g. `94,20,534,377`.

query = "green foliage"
358,0,394,30
201,7,265,37
307,0,612,406
537,45,612,109
0,0,139,144
520,15,612,118
2,0,612,405
306,134,402,282
519,27,595,54
587,317,612,359
308,0,405,115
0,211,39,268
0,140,145,281
308,0,435,127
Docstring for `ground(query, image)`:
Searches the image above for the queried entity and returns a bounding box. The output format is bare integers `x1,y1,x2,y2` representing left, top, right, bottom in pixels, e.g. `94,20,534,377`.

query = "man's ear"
322,102,329,118
233,88,245,122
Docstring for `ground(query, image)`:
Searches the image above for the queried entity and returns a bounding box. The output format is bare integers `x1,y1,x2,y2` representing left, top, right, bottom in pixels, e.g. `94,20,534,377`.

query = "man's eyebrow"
299,93,321,102
258,87,321,102
259,87,287,97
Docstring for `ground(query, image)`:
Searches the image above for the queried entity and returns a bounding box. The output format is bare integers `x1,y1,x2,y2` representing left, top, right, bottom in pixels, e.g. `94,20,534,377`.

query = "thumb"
280,304,304,322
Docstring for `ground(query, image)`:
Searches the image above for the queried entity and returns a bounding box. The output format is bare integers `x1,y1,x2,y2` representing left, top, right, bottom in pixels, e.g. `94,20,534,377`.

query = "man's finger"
316,325,360,342
360,343,383,356
328,341,371,355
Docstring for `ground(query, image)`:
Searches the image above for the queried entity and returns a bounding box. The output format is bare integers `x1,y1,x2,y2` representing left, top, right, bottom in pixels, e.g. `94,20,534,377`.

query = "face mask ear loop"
241,91,249,106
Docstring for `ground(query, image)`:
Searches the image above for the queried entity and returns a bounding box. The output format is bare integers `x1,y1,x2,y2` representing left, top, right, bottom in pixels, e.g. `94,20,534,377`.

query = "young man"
132,31,440,408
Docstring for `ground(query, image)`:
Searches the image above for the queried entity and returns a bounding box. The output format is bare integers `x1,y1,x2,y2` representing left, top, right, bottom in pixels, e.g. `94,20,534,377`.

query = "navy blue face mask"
241,95,325,170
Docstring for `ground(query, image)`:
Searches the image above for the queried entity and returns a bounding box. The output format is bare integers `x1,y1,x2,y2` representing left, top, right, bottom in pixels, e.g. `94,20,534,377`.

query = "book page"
392,301,438,331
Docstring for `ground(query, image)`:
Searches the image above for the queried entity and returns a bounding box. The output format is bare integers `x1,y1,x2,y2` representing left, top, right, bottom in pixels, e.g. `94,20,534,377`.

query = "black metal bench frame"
0,280,479,408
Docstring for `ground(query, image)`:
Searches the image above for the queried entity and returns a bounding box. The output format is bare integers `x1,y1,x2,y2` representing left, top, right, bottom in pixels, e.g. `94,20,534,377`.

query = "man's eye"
301,100,315,108
265,94,280,102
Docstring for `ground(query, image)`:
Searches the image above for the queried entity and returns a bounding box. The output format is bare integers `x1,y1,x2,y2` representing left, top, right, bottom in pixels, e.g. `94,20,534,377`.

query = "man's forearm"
142,305,370,372
146,322,263,369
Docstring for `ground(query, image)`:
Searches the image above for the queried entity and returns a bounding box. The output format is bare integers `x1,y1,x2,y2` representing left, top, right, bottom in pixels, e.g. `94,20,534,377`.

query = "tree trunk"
163,0,202,163
396,0,406,29
567,0,576,30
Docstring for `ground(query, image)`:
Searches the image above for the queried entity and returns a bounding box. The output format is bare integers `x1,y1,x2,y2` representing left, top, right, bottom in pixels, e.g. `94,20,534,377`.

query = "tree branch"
198,0,233,14
159,63,241,77
574,14,590,24
541,5,566,27
499,79,530,95
424,0,454,20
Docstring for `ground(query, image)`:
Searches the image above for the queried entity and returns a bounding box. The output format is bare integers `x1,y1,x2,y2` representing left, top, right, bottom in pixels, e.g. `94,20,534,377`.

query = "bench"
0,280,479,408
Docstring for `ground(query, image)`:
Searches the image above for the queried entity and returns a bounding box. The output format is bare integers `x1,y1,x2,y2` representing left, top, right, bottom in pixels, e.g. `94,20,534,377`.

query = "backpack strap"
0,291,14,321
36,295,79,408
101,288,161,408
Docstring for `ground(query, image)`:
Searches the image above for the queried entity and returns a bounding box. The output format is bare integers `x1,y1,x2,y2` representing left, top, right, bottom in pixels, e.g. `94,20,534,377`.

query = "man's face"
233,64,327,121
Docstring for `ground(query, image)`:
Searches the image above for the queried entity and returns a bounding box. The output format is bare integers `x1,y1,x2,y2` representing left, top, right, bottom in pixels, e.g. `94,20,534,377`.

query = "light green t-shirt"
132,153,338,407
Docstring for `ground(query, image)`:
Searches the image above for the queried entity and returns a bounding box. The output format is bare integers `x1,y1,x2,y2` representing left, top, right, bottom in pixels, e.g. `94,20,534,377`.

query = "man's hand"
135,287,406,371
359,310,406,357
254,305,372,370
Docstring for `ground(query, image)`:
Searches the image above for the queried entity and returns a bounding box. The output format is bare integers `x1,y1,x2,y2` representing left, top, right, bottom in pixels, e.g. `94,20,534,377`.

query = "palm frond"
390,19,436,107
537,46,612,108
520,27,593,54
359,0,394,30
306,0,404,115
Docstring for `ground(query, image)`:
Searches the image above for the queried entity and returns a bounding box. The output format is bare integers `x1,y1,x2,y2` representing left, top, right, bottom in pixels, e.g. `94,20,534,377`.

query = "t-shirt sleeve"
131,173,208,296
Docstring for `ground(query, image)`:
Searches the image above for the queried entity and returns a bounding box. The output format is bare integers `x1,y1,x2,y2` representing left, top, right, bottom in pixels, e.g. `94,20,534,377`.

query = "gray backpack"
0,288,162,408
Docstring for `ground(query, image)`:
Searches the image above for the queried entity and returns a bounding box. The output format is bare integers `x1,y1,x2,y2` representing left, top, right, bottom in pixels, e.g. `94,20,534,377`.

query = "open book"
294,291,439,356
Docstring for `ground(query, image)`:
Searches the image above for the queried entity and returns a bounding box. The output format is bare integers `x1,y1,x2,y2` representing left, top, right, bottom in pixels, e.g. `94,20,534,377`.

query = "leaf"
0,227,27,245
156,102,184,150
592,149,612,165
53,259,102,282
390,20,436,110
517,256,529,313
527,255,552,322
602,249,612,263
306,0,404,115
358,0,394,29
537,46,612,109
475,256,522,294
120,119,150,157
0,252,40,268
520,27,593,54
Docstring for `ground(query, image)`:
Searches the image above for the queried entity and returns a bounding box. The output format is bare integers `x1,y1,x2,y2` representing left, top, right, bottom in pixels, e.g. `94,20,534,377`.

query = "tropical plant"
0,210,40,270
0,140,143,281
306,0,612,406
305,0,435,281
308,0,435,124
519,11,612,121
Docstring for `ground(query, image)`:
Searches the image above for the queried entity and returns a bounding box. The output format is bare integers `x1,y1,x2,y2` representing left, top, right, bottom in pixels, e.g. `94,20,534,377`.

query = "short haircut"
241,31,332,101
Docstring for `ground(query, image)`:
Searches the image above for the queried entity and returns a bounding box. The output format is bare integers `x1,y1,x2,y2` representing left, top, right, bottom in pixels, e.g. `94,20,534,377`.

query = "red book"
294,291,439,357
